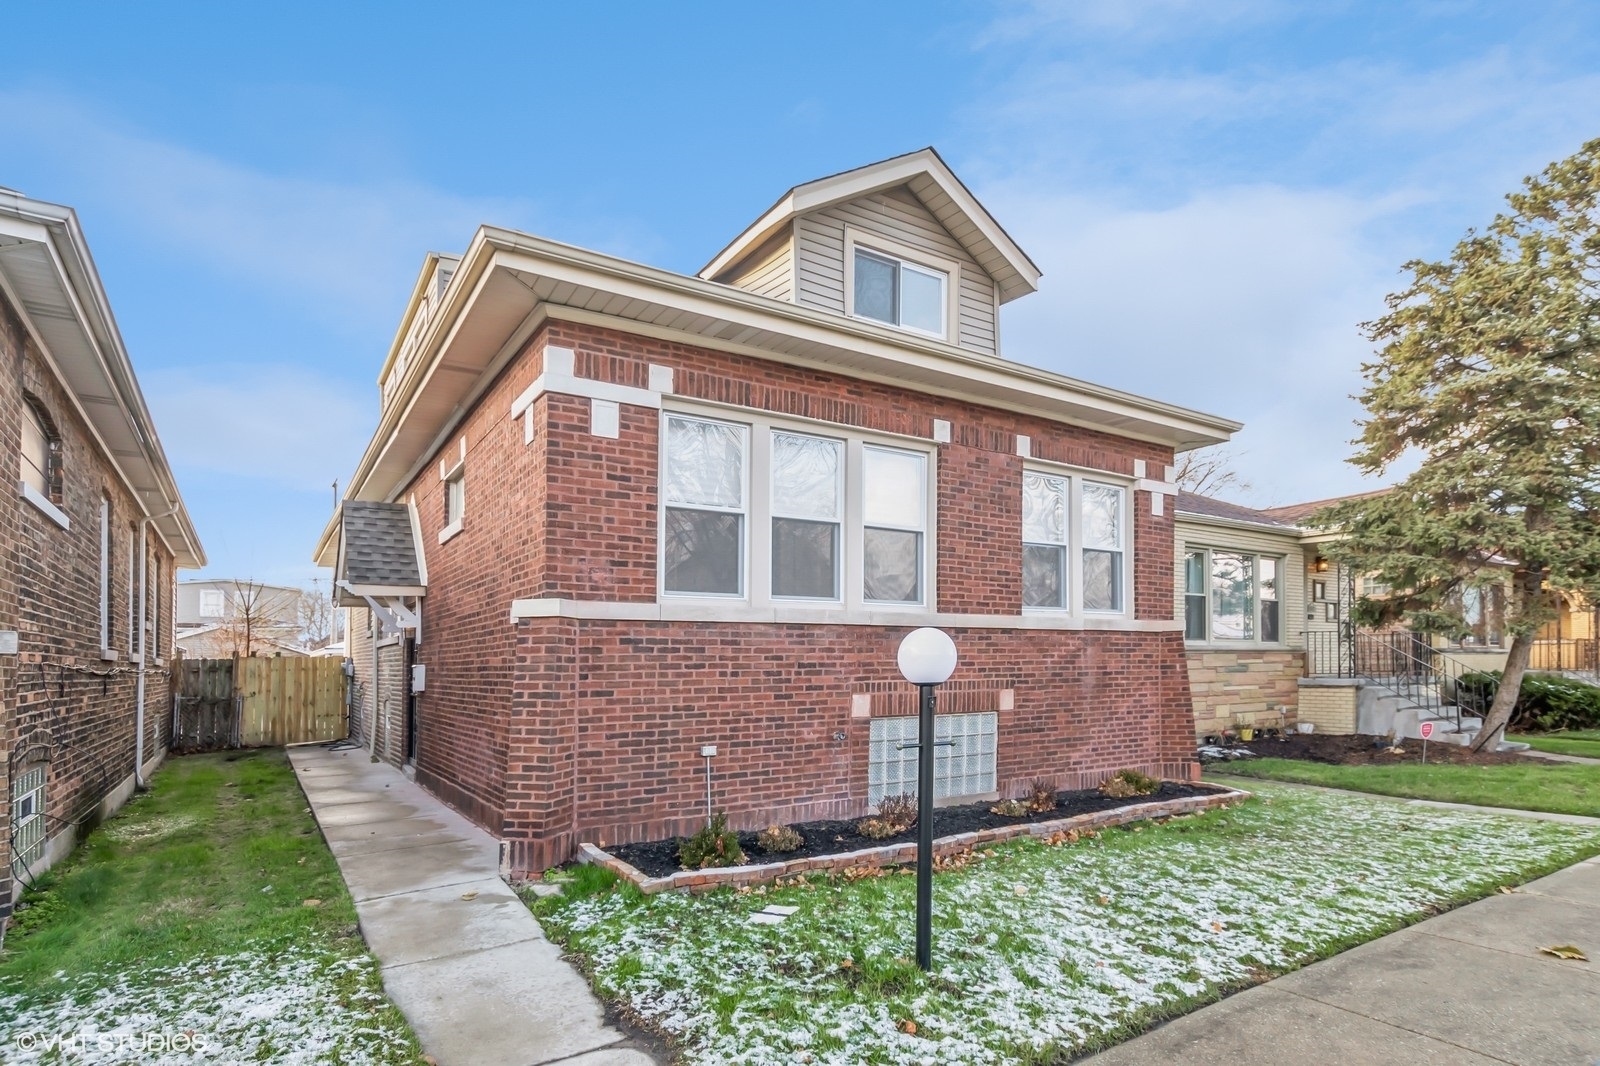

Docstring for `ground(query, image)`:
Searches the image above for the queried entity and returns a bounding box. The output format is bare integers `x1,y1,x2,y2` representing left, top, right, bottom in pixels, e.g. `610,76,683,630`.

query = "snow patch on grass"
536,786,1600,1065
0,941,415,1064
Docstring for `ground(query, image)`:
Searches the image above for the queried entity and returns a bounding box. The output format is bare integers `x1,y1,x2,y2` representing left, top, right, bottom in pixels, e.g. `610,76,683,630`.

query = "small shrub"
856,817,898,839
876,793,918,833
755,824,803,853
678,812,746,870
990,799,1029,817
1027,778,1058,813
1100,769,1160,799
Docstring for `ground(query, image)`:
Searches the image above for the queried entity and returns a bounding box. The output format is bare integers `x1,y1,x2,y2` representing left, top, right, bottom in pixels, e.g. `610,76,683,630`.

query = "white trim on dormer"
700,147,1041,304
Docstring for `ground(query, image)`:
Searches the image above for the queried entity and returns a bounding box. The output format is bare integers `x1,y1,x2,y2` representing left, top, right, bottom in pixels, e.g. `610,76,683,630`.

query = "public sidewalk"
1083,827,1600,1064
289,744,660,1066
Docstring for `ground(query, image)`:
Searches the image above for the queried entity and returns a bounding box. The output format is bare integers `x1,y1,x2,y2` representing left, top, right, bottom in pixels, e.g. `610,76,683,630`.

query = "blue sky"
4,0,1599,586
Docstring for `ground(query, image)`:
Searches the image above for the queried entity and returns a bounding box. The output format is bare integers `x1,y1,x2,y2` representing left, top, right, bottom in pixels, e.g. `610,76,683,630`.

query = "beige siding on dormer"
724,229,794,301
793,186,1000,355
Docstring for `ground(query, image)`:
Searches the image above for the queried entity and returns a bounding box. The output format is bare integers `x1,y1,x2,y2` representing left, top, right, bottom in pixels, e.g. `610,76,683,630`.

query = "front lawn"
525,785,1600,1065
1511,730,1600,759
0,750,423,1064
1215,757,1600,816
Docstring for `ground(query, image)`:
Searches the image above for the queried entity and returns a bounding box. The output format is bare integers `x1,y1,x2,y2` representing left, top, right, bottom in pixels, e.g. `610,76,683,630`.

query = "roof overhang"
1175,509,1306,538
315,226,1241,565
0,192,205,567
700,147,1042,303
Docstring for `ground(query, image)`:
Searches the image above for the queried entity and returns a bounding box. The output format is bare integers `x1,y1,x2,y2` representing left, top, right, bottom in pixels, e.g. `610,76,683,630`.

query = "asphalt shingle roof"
339,501,422,587
1258,488,1390,525
1175,492,1298,529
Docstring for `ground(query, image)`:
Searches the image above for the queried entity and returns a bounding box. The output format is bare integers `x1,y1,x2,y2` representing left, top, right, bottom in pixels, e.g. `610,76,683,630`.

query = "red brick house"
316,150,1239,874
0,190,204,912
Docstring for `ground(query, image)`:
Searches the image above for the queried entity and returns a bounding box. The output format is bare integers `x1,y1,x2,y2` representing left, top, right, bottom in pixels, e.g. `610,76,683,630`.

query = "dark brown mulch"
608,782,1211,879
1211,731,1535,767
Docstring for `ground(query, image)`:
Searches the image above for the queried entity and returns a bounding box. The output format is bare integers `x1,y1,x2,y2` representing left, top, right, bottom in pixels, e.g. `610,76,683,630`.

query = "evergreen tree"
1328,138,1600,751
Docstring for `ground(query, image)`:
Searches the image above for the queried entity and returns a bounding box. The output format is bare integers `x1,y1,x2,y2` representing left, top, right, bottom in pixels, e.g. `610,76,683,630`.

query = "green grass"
1213,758,1600,816
1511,730,1600,759
523,786,1600,1065
0,750,423,1063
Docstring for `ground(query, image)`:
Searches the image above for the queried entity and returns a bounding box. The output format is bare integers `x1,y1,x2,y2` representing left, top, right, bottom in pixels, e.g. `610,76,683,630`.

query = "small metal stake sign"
1419,720,1434,763
896,628,958,971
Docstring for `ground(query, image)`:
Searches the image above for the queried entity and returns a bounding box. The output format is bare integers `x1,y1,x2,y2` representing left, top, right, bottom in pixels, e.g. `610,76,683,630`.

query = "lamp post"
896,626,958,971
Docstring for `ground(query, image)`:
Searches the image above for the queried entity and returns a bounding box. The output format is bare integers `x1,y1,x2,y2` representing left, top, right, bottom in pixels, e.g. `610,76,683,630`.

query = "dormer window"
851,247,948,338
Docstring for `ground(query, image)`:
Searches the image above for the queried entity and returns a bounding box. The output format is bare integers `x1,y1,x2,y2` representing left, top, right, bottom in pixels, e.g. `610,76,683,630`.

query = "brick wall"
1187,648,1304,736
384,319,1194,873
0,288,176,910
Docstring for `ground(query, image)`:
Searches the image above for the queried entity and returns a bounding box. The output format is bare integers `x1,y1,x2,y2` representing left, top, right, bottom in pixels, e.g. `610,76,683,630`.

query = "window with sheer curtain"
661,413,932,609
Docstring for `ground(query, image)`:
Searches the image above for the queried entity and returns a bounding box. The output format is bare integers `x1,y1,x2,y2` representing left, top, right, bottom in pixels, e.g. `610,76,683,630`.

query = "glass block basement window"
868,712,998,805
12,764,45,870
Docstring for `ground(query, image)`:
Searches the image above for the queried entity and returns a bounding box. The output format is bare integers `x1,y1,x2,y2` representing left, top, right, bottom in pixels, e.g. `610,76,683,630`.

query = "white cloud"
143,365,376,493
0,90,537,333
987,183,1398,506
961,13,1600,509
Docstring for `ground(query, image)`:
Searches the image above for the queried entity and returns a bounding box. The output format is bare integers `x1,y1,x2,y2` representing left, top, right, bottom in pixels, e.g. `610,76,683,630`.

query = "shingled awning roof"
335,501,425,605
1176,492,1300,530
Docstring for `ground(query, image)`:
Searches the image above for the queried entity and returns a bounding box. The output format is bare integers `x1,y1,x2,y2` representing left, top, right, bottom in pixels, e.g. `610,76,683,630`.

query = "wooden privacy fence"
173,655,349,752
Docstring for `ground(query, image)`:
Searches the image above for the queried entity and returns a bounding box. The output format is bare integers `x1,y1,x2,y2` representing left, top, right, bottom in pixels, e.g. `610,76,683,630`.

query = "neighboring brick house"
315,149,1240,875
0,190,204,911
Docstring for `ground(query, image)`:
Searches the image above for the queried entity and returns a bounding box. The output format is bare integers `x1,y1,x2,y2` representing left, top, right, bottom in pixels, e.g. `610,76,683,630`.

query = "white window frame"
660,413,750,599
1021,464,1133,618
842,227,957,341
1182,546,1285,646
659,403,937,614
860,444,929,607
769,430,845,603
98,497,111,650
127,527,137,657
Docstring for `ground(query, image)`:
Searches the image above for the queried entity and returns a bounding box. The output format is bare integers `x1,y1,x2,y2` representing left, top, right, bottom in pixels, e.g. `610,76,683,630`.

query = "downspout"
135,506,178,788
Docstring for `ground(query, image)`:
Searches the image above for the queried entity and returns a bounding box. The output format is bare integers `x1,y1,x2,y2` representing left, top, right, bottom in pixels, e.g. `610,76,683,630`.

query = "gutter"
317,226,1243,563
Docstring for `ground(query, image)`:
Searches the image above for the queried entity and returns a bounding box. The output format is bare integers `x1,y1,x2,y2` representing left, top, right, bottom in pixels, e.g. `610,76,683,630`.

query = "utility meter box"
411,664,427,693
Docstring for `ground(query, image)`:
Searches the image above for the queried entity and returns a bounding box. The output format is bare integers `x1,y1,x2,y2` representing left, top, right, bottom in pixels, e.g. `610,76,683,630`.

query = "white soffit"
0,196,204,567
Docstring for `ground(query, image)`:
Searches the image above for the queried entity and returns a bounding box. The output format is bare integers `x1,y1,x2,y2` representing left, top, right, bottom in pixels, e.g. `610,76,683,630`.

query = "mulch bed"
608,782,1210,879
1208,732,1535,768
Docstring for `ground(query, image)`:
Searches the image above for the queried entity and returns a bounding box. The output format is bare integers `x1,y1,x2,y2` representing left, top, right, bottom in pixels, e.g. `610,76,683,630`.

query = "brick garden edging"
578,782,1251,894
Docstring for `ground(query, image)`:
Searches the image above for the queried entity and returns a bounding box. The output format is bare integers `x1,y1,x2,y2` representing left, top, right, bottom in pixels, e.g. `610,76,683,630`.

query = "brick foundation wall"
1186,648,1304,736
385,319,1196,874
500,620,1197,874
0,287,176,910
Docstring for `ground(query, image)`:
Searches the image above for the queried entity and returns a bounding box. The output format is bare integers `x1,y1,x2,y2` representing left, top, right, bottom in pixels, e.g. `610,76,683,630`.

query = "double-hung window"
1022,473,1068,608
862,446,927,604
662,412,932,609
1081,482,1126,612
852,248,948,338
1184,549,1281,643
771,432,842,600
663,415,748,596
1022,471,1128,614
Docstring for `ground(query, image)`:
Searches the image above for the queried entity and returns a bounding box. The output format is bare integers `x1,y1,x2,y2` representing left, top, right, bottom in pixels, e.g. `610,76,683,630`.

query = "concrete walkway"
289,744,659,1066
1084,813,1600,1064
